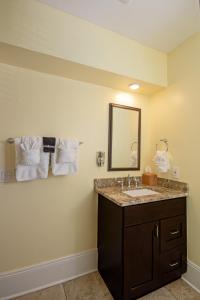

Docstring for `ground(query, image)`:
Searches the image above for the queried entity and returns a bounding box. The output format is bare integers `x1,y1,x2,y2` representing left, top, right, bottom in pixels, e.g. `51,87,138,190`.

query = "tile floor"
13,272,200,300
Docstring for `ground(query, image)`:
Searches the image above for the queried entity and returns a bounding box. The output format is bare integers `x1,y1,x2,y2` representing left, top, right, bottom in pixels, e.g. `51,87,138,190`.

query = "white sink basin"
123,188,160,197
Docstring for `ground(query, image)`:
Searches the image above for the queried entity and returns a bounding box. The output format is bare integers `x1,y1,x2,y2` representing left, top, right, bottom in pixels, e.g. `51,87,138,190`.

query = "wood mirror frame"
108,103,141,171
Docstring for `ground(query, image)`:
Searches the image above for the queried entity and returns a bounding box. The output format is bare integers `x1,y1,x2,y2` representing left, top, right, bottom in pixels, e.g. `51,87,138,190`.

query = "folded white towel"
51,139,79,176
20,138,41,166
153,150,170,173
15,137,50,181
57,148,76,163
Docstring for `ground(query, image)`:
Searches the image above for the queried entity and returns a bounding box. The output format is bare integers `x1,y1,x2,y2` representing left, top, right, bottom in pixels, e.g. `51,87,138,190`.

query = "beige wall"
0,0,159,273
0,63,151,272
149,33,200,267
0,0,167,87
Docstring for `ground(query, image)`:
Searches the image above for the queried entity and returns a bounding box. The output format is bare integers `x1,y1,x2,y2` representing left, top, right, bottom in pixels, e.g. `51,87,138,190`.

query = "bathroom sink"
123,188,160,197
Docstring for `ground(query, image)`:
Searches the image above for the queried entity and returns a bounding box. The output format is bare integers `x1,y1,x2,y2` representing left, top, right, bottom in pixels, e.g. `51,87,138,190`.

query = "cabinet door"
124,222,159,299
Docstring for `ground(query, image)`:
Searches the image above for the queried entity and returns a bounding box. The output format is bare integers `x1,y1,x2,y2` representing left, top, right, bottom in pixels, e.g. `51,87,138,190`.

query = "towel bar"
5,138,84,145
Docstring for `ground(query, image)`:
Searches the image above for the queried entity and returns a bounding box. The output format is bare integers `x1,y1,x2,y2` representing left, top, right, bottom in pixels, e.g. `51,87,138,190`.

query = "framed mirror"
108,103,141,171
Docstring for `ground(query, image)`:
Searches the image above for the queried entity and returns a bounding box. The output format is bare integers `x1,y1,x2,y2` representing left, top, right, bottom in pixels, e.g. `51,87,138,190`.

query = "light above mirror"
129,83,140,90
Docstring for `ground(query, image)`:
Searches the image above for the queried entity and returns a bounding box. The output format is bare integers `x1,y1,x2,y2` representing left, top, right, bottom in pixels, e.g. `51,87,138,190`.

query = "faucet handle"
117,179,124,191
127,174,132,188
133,176,140,188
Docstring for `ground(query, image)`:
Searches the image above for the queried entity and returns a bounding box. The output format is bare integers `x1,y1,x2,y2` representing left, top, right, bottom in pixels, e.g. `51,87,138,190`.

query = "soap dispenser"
96,151,105,167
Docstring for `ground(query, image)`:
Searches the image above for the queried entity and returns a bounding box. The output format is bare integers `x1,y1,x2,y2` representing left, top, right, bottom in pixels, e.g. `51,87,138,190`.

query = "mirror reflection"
108,103,141,171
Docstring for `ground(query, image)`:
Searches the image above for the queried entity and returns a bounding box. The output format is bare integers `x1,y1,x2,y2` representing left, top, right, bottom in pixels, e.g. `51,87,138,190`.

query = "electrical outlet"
172,166,180,179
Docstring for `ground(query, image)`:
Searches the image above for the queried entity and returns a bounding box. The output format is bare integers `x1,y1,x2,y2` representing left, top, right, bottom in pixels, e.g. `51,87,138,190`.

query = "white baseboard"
0,249,97,300
1,252,199,300
182,260,200,293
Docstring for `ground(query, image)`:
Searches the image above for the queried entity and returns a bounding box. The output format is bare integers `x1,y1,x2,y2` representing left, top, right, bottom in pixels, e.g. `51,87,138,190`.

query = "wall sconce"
96,151,105,167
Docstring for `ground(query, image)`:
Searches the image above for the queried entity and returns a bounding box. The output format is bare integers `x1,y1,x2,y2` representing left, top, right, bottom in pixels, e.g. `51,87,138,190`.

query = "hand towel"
130,150,138,167
20,138,41,165
15,136,49,181
153,150,170,173
51,139,79,176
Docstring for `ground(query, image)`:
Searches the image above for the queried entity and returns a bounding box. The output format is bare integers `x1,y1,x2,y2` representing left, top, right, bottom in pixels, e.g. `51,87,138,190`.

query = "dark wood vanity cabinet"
97,195,187,300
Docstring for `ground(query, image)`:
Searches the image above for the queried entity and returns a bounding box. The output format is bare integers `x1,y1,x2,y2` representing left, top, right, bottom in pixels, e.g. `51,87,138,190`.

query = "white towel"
20,138,41,166
15,137,49,181
153,150,170,173
51,139,79,176
130,150,138,167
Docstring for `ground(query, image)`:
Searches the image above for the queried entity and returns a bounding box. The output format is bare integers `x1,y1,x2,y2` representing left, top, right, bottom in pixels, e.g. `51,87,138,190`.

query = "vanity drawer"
160,215,186,251
160,249,182,273
159,246,187,283
124,198,186,227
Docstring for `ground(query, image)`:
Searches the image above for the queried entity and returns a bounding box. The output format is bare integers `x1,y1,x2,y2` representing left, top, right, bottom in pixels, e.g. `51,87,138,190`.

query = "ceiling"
37,0,200,52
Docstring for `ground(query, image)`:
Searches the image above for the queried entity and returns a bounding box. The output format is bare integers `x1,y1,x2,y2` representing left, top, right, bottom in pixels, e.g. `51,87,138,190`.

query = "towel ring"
156,139,168,152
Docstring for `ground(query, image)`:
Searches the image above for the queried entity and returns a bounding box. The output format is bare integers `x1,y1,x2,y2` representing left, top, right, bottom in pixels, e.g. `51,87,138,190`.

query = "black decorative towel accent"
43,137,56,153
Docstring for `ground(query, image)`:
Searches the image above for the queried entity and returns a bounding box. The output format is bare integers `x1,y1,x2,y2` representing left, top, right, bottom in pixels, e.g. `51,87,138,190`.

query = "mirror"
108,103,141,171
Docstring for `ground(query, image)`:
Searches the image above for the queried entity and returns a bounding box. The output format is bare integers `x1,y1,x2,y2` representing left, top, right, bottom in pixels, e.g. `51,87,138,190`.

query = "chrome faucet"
127,174,131,188
133,176,140,188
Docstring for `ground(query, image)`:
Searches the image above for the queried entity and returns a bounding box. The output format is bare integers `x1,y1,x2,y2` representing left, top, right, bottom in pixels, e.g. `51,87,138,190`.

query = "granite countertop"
94,177,188,207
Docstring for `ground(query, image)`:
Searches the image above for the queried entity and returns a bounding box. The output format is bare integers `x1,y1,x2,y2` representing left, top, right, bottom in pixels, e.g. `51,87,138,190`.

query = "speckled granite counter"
94,177,188,207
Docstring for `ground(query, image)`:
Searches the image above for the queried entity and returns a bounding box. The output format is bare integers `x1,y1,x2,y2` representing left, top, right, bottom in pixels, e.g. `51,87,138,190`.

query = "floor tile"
63,271,113,300
13,284,66,300
166,279,200,300
12,273,200,300
139,286,176,300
